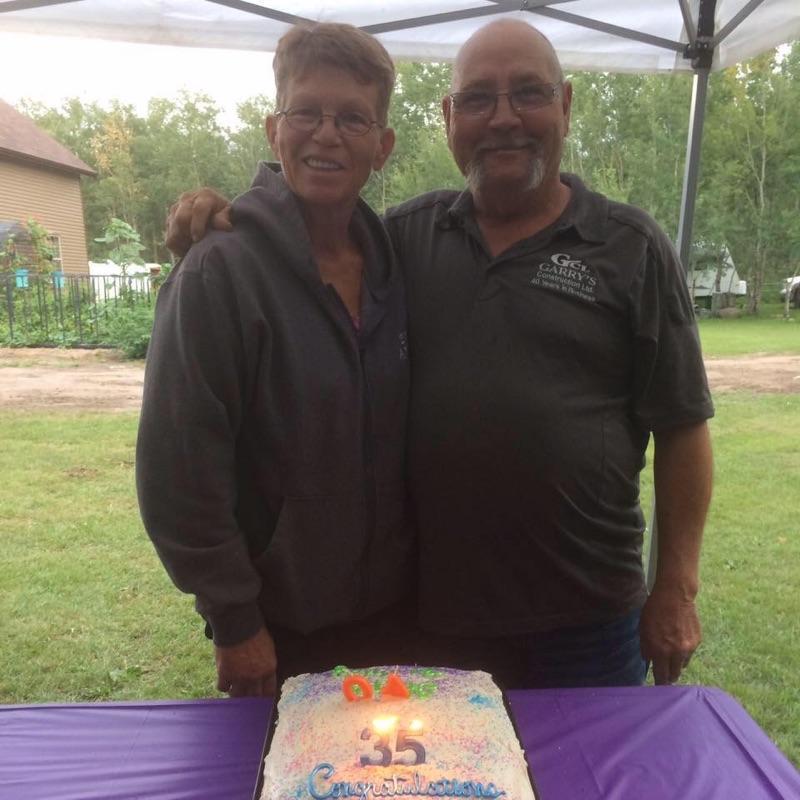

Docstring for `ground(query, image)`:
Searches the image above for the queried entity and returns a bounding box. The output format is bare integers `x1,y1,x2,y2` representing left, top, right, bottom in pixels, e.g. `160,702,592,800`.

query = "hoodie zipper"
357,341,377,617
326,283,377,617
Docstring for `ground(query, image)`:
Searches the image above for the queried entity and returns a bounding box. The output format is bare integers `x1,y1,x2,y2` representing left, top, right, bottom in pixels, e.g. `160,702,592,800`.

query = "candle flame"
372,715,398,734
409,719,424,732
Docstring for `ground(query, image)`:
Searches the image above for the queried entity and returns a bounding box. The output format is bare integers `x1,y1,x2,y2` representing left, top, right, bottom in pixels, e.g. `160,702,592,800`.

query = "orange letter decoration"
380,673,410,700
342,675,374,702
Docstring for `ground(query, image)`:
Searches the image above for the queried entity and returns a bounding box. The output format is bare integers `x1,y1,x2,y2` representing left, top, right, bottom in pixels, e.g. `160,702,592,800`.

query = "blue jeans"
512,608,648,689
417,609,648,690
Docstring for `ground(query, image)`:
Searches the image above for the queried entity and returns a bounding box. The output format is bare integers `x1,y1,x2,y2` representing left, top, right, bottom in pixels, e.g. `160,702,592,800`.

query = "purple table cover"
0,697,272,800
507,685,800,799
3,687,799,799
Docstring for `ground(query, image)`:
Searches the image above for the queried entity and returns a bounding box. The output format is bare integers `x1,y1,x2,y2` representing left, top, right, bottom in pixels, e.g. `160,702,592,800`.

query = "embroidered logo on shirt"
531,253,598,303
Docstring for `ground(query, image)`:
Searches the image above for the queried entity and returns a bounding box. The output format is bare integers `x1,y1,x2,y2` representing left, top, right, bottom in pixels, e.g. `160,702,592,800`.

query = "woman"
136,23,414,697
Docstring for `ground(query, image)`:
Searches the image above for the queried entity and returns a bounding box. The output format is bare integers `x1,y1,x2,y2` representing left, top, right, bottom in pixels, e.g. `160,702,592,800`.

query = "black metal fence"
1,271,158,347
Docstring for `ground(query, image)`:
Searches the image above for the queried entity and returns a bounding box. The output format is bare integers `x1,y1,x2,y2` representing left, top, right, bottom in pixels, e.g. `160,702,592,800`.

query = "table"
509,686,800,799
0,698,270,800
2,687,799,799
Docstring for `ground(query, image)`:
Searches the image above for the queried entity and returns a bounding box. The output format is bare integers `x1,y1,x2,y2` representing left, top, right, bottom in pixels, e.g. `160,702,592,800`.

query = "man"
165,19,713,689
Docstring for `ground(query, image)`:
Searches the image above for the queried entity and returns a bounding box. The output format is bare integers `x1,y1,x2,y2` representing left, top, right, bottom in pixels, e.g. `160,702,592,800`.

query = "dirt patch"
0,348,798,412
703,354,800,395
0,348,144,412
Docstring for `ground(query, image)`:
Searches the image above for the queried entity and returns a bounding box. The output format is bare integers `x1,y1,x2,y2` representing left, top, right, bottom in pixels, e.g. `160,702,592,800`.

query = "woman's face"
266,66,395,212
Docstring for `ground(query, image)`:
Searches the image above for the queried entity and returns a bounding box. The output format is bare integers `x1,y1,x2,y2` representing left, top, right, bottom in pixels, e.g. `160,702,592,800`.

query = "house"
0,98,95,274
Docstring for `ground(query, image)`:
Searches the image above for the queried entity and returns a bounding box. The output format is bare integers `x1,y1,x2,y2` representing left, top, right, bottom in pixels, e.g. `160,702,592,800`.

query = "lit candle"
359,717,427,767
373,716,399,735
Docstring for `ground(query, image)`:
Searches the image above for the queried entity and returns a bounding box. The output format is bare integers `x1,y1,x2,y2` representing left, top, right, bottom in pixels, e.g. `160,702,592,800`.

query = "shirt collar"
559,173,608,244
439,173,608,245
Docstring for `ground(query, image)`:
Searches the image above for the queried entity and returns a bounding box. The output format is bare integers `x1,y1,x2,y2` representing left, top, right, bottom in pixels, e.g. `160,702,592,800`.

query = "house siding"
0,158,90,274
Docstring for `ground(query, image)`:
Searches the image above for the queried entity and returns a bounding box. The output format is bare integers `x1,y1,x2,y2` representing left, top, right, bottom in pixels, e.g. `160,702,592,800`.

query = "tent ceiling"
1,0,798,74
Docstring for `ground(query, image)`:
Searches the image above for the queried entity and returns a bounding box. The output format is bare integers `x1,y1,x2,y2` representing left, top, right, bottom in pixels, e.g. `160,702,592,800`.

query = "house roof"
0,99,95,177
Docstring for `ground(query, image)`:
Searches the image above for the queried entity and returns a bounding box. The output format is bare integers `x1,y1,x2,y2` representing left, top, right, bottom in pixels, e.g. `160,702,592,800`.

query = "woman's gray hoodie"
136,164,412,645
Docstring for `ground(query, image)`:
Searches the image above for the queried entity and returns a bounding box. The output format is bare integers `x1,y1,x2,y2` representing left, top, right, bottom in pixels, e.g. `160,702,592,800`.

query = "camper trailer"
689,247,746,310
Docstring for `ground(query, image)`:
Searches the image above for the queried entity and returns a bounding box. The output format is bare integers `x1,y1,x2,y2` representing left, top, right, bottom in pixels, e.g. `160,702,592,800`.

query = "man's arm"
639,420,713,684
165,188,232,257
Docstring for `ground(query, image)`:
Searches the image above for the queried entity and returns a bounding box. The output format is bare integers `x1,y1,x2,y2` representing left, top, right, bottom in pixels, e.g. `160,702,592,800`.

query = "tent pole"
676,67,711,274
647,0,717,594
675,0,718,273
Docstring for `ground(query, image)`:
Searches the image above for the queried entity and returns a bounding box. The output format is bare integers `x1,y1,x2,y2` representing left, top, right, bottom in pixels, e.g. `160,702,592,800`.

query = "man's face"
443,25,572,199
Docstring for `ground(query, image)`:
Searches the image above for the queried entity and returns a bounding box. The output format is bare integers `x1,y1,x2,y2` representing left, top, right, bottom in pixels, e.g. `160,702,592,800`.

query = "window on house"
47,234,63,267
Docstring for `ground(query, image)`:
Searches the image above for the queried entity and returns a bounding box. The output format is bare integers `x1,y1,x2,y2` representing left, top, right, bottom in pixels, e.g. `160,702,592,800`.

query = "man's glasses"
276,107,382,137
449,84,561,117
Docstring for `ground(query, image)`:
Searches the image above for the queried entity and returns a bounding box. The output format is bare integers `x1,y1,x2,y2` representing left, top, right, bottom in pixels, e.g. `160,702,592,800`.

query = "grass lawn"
1,393,799,766
698,303,800,356
639,392,800,766
687,395,800,765
0,412,209,701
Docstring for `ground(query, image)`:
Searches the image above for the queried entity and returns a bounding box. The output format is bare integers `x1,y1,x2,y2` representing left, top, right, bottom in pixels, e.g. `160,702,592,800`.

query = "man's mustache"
474,136,539,155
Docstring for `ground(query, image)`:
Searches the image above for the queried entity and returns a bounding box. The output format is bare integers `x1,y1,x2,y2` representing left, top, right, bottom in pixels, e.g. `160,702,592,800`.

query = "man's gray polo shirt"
384,174,714,637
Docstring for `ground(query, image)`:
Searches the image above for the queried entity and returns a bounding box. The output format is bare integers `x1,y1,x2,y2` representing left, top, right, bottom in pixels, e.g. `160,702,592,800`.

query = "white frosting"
260,666,537,800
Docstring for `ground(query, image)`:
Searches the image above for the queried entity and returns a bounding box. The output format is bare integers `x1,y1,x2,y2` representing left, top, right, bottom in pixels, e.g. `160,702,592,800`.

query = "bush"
104,303,155,359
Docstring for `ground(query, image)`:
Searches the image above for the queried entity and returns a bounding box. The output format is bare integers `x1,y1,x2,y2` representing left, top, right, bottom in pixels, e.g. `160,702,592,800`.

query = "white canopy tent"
1,1,797,71
2,0,798,269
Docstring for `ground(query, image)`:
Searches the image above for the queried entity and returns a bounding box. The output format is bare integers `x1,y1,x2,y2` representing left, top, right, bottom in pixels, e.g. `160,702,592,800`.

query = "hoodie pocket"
254,494,364,634
253,489,415,634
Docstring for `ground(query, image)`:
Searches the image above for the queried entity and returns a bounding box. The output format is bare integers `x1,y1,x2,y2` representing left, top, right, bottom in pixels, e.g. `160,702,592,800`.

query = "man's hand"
215,626,278,697
165,188,232,258
639,584,701,685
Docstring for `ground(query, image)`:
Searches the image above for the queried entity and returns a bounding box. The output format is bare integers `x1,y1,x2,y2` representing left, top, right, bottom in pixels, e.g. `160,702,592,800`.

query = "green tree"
135,92,237,261
94,217,145,273
90,103,145,236
228,95,274,192
566,72,691,236
18,98,110,257
363,62,463,213
701,45,800,311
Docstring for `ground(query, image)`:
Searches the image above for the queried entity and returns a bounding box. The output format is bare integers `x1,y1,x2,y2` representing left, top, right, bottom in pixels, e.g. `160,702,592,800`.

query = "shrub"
104,303,155,359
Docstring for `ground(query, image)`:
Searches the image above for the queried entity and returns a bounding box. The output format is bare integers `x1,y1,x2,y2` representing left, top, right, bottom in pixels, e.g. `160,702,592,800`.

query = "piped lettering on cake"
468,695,493,707
309,763,507,799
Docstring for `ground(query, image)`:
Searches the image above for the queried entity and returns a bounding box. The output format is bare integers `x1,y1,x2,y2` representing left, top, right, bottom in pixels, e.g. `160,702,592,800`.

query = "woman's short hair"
273,23,395,125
